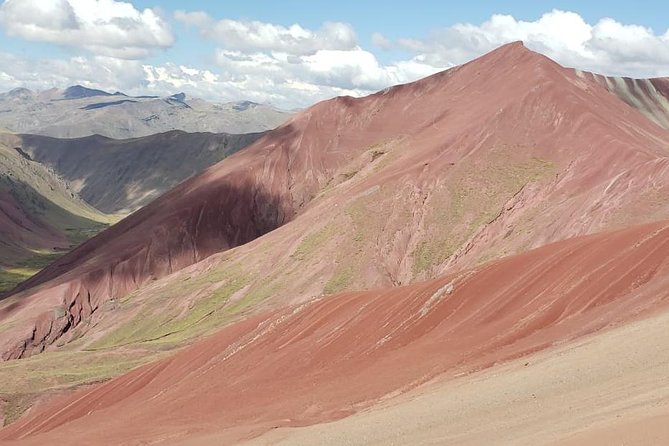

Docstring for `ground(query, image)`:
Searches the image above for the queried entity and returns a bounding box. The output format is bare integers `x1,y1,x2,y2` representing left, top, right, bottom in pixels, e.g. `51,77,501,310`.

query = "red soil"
4,41,669,360
2,219,669,445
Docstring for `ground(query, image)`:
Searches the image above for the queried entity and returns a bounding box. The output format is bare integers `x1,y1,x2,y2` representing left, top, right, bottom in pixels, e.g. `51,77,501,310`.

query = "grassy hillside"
0,141,114,293
3,131,264,214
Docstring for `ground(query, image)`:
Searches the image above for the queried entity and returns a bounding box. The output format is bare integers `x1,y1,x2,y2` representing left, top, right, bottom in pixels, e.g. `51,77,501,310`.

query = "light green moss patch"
412,152,555,274
291,224,335,261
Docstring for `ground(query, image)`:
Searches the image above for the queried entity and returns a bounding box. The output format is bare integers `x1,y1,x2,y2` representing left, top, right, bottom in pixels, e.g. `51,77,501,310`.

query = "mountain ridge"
0,130,265,214
0,87,291,139
2,41,669,362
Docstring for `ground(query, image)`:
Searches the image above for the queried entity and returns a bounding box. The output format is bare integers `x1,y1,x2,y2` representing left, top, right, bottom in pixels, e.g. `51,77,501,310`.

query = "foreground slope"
0,87,290,139
0,141,112,293
2,219,668,444
3,42,669,361
252,300,669,446
0,130,264,214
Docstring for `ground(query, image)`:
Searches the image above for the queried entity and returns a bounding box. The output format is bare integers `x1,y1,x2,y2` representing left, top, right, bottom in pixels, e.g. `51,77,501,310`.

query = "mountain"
0,87,291,139
4,41,669,357
0,137,112,294
1,42,669,442
62,85,114,100
0,130,265,214
2,219,668,443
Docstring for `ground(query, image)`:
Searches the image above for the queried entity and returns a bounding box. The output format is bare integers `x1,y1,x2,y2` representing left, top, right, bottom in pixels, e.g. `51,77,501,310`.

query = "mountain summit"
62,85,114,100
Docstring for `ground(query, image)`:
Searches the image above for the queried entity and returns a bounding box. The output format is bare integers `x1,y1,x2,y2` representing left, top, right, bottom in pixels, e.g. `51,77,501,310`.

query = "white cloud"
385,9,669,78
170,13,444,107
1,8,668,109
0,0,174,59
371,32,392,50
0,52,145,92
175,12,356,56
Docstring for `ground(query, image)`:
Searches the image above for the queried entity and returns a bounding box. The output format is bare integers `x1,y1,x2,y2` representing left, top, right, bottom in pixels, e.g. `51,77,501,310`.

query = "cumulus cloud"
0,0,174,59
371,32,392,50
175,12,356,56
1,8,668,109
171,13,443,107
0,52,146,92
385,9,669,78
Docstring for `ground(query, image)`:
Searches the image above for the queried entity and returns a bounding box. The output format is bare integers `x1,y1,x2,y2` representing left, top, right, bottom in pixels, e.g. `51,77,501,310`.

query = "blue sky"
0,1,667,108
121,1,669,66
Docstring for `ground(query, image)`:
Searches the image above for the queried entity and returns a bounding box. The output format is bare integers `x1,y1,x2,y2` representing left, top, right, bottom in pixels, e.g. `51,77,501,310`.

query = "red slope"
3,41,669,360
2,220,669,445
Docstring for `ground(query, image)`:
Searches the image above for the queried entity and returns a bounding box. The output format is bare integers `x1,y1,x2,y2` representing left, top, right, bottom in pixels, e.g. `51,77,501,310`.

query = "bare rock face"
3,42,669,362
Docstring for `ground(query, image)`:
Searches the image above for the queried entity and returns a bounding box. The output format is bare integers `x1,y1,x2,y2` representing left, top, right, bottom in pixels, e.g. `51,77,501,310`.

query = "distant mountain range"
0,85,292,139
0,130,265,214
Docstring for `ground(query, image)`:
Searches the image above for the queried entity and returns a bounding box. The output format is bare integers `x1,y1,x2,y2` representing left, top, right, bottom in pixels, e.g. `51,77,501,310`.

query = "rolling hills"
3,41,669,359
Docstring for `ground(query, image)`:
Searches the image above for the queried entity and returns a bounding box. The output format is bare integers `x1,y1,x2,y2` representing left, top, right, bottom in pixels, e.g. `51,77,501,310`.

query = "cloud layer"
376,10,669,78
0,5,668,109
175,11,357,56
0,0,173,59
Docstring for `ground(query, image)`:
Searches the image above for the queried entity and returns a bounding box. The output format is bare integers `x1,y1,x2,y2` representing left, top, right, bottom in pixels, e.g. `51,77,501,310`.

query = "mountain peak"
500,40,526,50
63,85,112,100
169,92,186,102
477,40,542,62
6,87,33,99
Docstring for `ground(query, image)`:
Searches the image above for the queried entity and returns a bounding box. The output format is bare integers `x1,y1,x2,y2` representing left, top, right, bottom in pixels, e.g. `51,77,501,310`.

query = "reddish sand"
4,41,669,360
2,220,669,445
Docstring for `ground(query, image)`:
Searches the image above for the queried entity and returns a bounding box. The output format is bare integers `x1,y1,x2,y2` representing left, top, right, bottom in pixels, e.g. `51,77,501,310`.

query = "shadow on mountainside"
13,131,266,214
0,122,300,357
0,178,110,296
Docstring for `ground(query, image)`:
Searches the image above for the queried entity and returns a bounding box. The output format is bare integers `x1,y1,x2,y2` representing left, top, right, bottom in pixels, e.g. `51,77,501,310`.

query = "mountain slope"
251,302,669,445
0,88,291,139
577,71,669,129
1,40,669,360
2,219,668,444
0,140,112,293
0,130,265,214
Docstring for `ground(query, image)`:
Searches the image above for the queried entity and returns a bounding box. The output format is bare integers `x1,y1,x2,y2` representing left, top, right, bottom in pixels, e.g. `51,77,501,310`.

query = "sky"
0,1,668,109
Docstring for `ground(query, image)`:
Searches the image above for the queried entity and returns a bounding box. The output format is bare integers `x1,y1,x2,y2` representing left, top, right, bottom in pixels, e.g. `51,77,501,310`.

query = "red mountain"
2,41,669,366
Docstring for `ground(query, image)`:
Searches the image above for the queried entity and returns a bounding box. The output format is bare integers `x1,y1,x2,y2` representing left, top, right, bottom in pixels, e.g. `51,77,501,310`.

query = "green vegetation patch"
412,152,555,275
291,224,335,261
0,349,153,426
0,251,72,294
91,273,250,349
323,262,356,295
